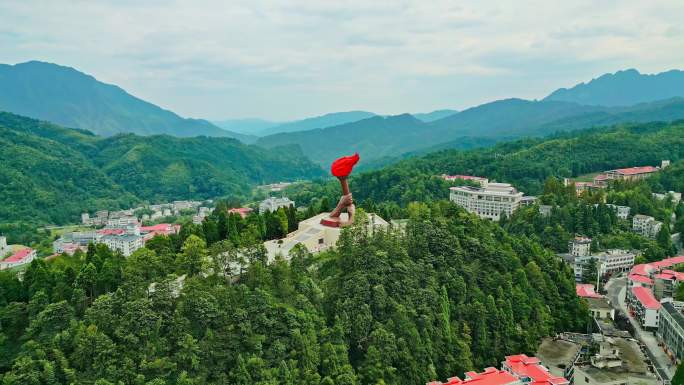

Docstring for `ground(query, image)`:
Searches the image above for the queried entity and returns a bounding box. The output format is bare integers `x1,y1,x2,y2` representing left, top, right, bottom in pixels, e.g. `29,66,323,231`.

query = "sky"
1,1,683,121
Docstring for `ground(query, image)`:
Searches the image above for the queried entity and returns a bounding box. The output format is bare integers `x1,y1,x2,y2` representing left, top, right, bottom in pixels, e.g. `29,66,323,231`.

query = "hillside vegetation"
0,112,324,225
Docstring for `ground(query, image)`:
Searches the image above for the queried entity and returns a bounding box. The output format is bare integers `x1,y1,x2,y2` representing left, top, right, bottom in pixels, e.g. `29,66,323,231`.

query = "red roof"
631,286,661,310
228,207,253,218
630,264,654,277
627,274,654,286
613,166,658,176
428,368,519,385
97,228,125,236
576,284,603,298
3,248,34,263
504,355,569,385
593,174,609,181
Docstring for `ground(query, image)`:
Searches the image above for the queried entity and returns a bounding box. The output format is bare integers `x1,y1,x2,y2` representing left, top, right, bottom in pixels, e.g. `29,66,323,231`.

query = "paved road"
604,277,675,382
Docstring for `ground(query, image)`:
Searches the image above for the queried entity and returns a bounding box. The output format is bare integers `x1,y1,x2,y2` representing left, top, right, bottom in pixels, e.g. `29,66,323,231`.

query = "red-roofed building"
592,174,610,187
502,355,569,385
140,223,181,240
97,228,126,236
442,175,489,186
0,248,36,270
605,166,660,182
576,284,603,298
228,207,253,219
627,273,654,287
427,367,521,385
628,286,661,328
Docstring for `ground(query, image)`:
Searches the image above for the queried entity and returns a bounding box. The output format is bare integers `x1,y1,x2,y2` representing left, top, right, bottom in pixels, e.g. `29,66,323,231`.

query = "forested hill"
0,203,587,384
0,61,251,141
257,97,684,166
0,112,324,225
285,120,684,210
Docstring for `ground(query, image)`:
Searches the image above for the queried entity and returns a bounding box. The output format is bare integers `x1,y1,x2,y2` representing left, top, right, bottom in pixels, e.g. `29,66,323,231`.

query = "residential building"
101,234,144,257
140,224,180,241
586,297,614,320
535,338,582,380
0,248,36,270
632,215,662,239
264,212,388,261
427,367,522,385
653,191,682,205
592,174,610,188
657,300,684,364
627,286,661,328
604,204,630,220
107,216,139,227
605,166,660,182
653,270,684,299
502,354,569,385
449,182,525,221
442,174,489,186
539,205,553,217
569,237,592,257
259,197,295,213
595,249,636,277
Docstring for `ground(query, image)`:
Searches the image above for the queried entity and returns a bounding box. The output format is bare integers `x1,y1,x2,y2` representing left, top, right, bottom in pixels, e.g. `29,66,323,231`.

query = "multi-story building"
569,237,592,257
0,248,36,270
653,191,682,205
627,286,661,329
604,204,630,220
0,236,8,256
259,197,295,213
427,367,522,385
653,270,684,299
632,215,662,238
605,166,660,182
502,354,569,385
101,233,144,257
441,174,489,186
657,300,684,364
228,207,254,218
595,249,636,277
449,182,524,221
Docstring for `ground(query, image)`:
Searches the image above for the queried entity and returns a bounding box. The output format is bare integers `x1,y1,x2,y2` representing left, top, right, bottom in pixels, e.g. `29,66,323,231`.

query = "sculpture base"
320,212,351,228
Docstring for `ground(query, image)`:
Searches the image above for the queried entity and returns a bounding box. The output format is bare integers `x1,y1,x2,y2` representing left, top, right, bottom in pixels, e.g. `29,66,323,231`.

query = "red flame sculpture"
321,153,360,227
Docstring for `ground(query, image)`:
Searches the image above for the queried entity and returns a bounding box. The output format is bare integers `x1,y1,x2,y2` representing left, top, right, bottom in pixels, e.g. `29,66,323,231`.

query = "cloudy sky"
1,1,683,121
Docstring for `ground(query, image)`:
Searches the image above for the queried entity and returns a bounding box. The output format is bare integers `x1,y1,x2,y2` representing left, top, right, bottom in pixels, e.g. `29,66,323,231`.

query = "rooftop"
535,338,582,378
611,166,659,176
2,248,34,263
504,354,569,385
631,286,661,310
661,301,684,331
586,297,612,311
576,284,603,298
428,367,520,385
627,274,653,286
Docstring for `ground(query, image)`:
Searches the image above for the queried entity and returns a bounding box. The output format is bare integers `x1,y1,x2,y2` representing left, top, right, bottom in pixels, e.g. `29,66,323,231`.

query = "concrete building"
605,204,631,220
572,337,657,385
569,237,592,257
264,212,388,261
627,286,661,329
101,234,144,257
449,182,524,221
653,270,684,300
595,249,636,277
539,205,553,217
632,215,662,239
259,197,295,214
657,300,684,364
0,236,8,257
0,248,36,270
535,338,582,380
586,297,614,320
653,191,682,205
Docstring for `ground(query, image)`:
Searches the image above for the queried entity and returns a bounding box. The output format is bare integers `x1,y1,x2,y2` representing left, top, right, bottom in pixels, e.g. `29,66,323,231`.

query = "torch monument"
320,153,360,227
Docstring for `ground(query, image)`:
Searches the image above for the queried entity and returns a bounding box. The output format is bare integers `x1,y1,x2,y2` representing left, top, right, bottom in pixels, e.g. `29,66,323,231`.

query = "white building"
632,215,662,239
595,249,636,277
264,212,387,261
259,197,295,214
604,204,630,220
0,248,36,270
627,286,661,329
569,237,592,257
449,182,524,221
653,191,682,205
0,236,8,257
101,234,144,257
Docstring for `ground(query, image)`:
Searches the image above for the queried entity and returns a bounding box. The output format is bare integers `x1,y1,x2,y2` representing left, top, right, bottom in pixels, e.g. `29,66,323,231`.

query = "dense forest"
0,112,324,225
0,204,587,384
285,120,684,216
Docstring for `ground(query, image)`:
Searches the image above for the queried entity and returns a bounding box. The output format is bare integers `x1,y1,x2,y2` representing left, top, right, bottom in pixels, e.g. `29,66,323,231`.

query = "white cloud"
0,0,683,120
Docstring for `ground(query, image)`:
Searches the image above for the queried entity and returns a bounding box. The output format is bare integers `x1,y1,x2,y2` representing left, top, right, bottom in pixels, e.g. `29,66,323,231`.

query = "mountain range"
0,112,324,225
0,61,252,141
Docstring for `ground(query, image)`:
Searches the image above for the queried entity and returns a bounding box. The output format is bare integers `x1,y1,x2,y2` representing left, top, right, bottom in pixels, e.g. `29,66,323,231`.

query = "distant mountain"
259,111,376,136
544,68,684,106
212,118,279,136
0,112,324,225
257,98,684,167
0,61,251,141
412,109,458,122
